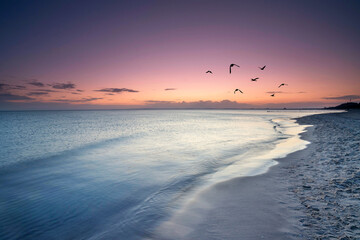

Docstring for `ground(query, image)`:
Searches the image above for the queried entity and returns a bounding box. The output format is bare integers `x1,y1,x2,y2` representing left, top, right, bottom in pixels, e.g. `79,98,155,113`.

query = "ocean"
0,109,328,239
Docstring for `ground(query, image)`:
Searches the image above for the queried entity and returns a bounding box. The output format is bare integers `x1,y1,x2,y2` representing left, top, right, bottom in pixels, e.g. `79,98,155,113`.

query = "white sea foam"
153,111,342,239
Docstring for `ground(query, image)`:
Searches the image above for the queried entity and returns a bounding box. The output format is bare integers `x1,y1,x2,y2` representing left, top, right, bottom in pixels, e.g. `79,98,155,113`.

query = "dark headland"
326,102,360,110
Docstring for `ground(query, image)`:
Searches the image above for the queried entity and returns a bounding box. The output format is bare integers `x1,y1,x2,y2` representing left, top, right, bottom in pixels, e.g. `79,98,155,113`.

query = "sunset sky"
0,0,359,110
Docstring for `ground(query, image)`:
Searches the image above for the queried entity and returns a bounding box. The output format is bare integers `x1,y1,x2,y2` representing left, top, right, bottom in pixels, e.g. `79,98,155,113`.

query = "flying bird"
270,93,275,97
206,70,213,74
229,64,240,74
251,78,259,82
278,83,288,88
259,65,266,70
234,89,243,94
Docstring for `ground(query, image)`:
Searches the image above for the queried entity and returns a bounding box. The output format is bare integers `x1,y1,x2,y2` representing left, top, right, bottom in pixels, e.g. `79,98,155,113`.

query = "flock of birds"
206,64,288,97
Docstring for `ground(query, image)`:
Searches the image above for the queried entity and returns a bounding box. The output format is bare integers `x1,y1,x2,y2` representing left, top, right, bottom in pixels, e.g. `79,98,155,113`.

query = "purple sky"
0,0,359,110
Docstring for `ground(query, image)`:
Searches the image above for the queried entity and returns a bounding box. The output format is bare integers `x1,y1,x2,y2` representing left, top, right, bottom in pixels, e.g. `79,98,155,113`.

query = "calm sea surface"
0,109,328,239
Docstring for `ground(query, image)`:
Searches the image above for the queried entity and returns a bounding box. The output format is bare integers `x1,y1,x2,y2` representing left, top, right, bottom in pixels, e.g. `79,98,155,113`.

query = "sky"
0,0,359,110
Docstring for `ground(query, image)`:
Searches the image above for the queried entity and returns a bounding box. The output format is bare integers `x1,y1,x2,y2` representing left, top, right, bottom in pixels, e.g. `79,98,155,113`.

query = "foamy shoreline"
153,110,360,240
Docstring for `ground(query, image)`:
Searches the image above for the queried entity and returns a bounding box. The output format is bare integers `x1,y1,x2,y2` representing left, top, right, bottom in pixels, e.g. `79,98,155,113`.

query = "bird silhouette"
278,83,288,88
270,93,275,97
259,65,266,70
206,70,213,74
229,64,240,74
234,89,243,94
251,78,259,82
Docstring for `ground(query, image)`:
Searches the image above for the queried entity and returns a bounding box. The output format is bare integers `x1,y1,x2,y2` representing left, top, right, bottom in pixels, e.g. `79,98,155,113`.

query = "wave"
152,117,313,239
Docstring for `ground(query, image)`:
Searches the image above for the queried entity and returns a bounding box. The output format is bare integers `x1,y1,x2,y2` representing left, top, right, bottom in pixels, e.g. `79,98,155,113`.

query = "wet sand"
155,110,360,240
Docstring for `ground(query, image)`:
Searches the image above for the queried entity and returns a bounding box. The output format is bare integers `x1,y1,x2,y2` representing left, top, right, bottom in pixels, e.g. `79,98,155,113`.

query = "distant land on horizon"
1,102,359,111
326,102,360,110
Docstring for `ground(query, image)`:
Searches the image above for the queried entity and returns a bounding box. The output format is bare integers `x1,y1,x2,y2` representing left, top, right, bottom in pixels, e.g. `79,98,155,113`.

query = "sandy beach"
155,110,360,240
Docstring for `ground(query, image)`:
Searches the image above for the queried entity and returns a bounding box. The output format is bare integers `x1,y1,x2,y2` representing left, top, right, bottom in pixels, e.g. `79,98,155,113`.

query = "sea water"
0,109,329,239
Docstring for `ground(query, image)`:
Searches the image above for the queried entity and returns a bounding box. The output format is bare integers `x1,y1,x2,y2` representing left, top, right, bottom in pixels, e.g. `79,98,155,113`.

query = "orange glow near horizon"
7,57,357,108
